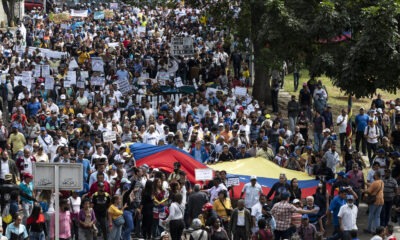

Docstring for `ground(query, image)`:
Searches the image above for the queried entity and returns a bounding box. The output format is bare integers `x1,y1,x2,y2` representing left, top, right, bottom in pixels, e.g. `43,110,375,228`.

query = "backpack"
366,125,382,138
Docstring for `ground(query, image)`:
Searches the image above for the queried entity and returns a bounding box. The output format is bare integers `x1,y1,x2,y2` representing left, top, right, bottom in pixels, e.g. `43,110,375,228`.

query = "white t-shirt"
337,204,358,231
336,115,348,133
364,124,379,144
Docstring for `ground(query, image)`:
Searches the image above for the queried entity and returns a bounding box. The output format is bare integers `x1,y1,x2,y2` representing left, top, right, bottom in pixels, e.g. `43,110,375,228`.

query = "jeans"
313,132,323,152
110,221,123,240
367,142,378,166
355,131,366,155
151,218,163,238
78,227,94,240
29,231,45,240
293,72,300,91
122,209,134,240
288,116,297,133
273,229,291,240
22,202,33,224
368,204,383,232
380,201,393,227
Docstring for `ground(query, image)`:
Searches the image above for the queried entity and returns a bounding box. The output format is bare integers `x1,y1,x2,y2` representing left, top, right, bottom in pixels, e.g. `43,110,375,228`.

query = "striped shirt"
383,177,398,202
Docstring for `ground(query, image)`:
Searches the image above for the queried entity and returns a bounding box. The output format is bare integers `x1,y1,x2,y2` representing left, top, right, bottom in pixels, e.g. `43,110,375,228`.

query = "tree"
2,0,18,26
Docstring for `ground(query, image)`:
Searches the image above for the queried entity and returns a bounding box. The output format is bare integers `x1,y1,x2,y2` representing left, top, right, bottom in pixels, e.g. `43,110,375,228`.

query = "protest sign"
91,57,104,72
76,81,85,89
156,71,170,85
28,47,68,59
195,168,213,181
110,3,118,10
45,77,54,90
80,71,89,80
117,78,131,94
94,11,105,20
170,37,194,56
107,42,119,48
104,10,114,19
42,65,50,77
67,71,77,85
103,131,117,142
49,12,70,24
70,9,88,18
227,177,240,187
234,87,247,96
68,59,79,70
91,76,105,86
137,26,146,36
34,65,41,77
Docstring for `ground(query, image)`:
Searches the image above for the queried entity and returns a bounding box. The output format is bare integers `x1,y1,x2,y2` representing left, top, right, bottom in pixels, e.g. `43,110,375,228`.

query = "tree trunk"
2,0,15,27
251,44,271,105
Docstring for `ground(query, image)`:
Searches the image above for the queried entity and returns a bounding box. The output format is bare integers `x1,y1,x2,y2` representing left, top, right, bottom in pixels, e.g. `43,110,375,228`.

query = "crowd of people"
1,0,400,240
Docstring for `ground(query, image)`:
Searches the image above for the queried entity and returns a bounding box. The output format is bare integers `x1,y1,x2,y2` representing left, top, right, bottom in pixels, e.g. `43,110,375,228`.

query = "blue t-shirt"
329,195,346,226
355,114,369,132
27,102,41,117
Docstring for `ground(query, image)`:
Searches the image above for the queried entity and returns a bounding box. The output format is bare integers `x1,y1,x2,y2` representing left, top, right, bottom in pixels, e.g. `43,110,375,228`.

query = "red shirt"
89,181,111,196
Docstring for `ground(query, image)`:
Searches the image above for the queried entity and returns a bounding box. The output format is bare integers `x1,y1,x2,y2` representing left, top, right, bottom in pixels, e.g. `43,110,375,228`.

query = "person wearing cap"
335,194,358,240
297,214,317,240
373,148,388,175
19,172,34,223
76,150,91,183
313,82,328,113
189,218,208,240
15,147,36,177
266,173,291,204
190,140,209,163
336,109,348,150
36,127,53,154
0,150,20,184
7,124,26,159
287,95,300,133
381,168,398,227
321,105,333,129
91,178,111,239
365,117,381,165
240,176,262,210
312,110,325,152
355,107,369,156
270,192,318,240
274,146,288,167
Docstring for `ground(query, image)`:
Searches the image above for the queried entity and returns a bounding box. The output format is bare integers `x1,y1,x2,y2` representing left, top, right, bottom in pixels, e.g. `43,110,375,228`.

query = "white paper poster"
70,9,88,18
68,59,79,70
34,65,41,77
67,71,77,85
91,76,105,86
234,87,247,96
195,168,214,181
103,131,117,142
91,57,104,72
42,65,50,77
80,71,89,80
45,77,54,90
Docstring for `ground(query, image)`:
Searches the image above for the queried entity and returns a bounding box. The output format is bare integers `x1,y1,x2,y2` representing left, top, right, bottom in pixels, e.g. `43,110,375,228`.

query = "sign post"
33,163,83,239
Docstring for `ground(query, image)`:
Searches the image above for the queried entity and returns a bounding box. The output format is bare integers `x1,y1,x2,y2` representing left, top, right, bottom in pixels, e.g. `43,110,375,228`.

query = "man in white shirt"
323,144,340,174
364,119,380,166
251,195,267,233
338,195,358,239
206,178,228,203
240,176,263,209
143,125,160,146
336,109,348,150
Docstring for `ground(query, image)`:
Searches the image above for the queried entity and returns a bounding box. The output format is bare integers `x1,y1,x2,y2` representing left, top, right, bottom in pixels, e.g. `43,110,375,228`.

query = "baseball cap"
265,114,271,119
40,127,46,131
301,214,309,219
240,144,246,148
263,136,269,141
323,128,331,133
23,172,33,179
377,148,385,154
250,176,257,180
279,146,285,150
292,199,300,204
346,195,354,200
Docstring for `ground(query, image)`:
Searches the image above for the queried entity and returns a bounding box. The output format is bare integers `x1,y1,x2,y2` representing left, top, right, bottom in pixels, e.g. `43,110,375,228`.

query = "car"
25,0,43,11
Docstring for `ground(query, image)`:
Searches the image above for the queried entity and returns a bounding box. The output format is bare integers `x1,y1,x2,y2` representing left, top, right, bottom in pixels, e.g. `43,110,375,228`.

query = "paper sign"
170,37,194,56
28,47,68,59
21,75,32,90
235,87,247,96
117,78,131,94
67,71,77,85
110,3,118,10
68,59,79,70
45,77,54,90
91,76,105,86
91,57,104,72
195,168,214,181
227,177,240,187
103,131,117,142
94,11,105,20
70,9,88,18
42,65,50,77
157,71,170,85
107,42,119,48
80,71,89,80
34,65,41,77
76,81,85,89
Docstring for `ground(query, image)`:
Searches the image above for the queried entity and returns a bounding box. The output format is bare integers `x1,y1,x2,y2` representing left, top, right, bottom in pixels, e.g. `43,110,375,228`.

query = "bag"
2,204,12,224
365,182,383,205
219,199,232,217
113,216,125,226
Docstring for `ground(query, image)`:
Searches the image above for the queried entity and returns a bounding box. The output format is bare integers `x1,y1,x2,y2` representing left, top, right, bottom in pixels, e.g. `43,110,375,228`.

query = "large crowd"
0,1,400,240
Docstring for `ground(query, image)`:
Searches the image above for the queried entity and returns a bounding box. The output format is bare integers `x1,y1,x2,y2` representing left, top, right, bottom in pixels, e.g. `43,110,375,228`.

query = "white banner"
195,168,214,181
70,9,88,18
28,47,68,59
91,57,104,72
45,77,54,90
91,76,105,86
103,131,117,142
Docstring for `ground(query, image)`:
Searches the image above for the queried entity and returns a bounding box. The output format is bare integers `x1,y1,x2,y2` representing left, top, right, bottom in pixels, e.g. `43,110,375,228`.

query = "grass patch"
283,70,399,116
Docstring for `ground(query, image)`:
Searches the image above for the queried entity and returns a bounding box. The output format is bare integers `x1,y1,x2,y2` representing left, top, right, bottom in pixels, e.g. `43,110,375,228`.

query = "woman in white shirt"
164,193,185,240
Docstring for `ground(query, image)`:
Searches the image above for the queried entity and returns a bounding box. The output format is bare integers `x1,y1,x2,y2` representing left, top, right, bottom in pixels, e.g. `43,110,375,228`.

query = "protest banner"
28,47,68,59
45,77,55,90
104,10,114,19
110,3,118,10
49,12,70,24
195,168,213,181
170,37,194,56
68,59,79,70
107,42,119,48
117,78,131,94
234,87,247,96
103,131,117,142
91,57,104,72
94,11,105,20
227,177,240,187
91,76,105,86
67,71,77,85
70,9,88,18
